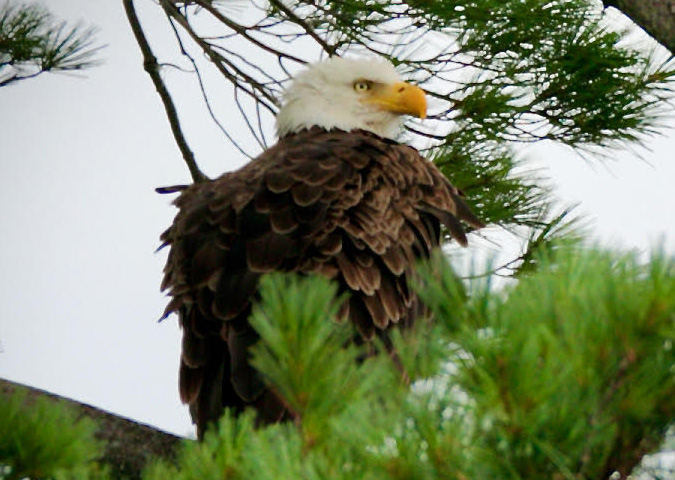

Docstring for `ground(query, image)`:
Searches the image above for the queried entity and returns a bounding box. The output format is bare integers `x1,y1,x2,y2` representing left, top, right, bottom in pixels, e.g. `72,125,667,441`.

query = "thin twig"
160,0,278,112
194,0,308,66
268,0,337,56
0,71,42,87
165,14,255,158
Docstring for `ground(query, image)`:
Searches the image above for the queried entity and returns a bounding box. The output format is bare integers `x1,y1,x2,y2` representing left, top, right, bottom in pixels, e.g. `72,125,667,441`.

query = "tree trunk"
0,378,184,479
605,1,675,53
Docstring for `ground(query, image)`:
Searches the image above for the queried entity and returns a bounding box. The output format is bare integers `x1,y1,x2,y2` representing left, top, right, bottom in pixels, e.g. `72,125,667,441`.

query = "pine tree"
0,388,109,479
0,1,101,87
145,250,675,479
2,0,673,478
2,249,674,478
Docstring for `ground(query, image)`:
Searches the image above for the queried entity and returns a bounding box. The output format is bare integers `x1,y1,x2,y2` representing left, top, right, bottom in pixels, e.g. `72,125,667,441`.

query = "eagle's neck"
275,88,402,140
278,126,397,144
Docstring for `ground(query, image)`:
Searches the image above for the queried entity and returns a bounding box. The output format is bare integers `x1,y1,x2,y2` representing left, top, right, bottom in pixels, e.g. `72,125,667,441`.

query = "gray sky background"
1,1,674,437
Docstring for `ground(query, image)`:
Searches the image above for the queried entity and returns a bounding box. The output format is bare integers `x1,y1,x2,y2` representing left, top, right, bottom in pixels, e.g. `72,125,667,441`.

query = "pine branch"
0,1,102,87
0,378,182,479
145,253,674,479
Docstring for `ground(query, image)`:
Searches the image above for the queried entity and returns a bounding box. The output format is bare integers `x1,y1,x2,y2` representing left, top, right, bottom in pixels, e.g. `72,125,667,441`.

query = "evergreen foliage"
4,0,672,477
145,250,674,479
419,247,675,479
0,1,101,87
3,250,673,477
280,0,671,148
0,390,108,480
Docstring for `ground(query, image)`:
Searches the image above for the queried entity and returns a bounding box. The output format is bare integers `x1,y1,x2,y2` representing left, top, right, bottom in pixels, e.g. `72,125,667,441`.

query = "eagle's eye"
353,81,371,92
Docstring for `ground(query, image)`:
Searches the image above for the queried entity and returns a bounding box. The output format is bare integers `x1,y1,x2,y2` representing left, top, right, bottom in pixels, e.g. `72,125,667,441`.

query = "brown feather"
179,361,203,404
246,232,297,273
381,246,407,276
378,272,403,323
181,329,209,368
316,233,343,256
212,271,259,320
265,170,295,193
190,243,227,286
363,292,389,329
269,208,299,234
348,296,376,340
159,127,483,438
336,252,365,292
291,182,324,207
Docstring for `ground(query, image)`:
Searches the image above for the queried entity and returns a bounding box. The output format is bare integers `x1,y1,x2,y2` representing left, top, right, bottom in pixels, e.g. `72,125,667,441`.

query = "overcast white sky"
1,1,674,437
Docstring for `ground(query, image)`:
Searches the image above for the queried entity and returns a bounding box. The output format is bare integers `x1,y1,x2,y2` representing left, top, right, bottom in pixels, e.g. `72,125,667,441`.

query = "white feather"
276,57,405,140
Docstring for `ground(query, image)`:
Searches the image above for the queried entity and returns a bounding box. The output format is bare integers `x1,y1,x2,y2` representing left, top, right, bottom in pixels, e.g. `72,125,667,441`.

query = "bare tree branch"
159,0,279,111
604,0,675,53
267,0,338,56
193,0,308,65
163,13,257,158
123,0,207,183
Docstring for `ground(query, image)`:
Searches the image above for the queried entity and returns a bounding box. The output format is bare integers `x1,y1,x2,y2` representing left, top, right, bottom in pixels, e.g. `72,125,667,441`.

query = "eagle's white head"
276,57,427,140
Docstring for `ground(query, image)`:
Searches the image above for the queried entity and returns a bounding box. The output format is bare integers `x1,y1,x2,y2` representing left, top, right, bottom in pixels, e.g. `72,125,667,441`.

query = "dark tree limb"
123,0,208,183
604,0,675,53
0,378,184,479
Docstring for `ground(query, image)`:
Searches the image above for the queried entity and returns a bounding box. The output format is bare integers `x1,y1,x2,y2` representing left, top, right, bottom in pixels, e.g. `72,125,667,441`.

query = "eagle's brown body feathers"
160,127,482,437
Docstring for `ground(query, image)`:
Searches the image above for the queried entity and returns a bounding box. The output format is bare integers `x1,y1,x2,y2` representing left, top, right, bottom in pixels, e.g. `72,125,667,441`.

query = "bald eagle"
159,57,483,438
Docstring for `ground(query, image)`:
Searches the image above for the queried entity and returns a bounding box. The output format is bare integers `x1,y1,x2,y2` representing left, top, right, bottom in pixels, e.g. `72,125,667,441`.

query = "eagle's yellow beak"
365,81,427,119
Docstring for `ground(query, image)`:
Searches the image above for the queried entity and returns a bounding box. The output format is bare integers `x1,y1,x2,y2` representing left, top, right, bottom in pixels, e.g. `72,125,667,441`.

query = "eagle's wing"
159,128,482,436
